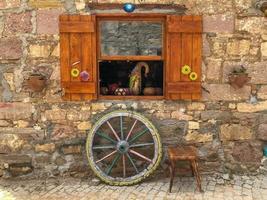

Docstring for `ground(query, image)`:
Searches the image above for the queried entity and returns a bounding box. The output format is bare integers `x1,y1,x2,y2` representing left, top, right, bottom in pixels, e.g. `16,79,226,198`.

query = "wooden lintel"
87,3,187,11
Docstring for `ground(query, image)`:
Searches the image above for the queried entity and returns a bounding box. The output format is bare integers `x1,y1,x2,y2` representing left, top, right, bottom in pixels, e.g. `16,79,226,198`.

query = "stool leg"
192,160,202,192
169,160,175,193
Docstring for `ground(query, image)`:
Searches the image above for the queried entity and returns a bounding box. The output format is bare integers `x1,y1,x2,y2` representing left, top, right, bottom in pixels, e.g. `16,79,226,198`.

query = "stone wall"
0,0,267,179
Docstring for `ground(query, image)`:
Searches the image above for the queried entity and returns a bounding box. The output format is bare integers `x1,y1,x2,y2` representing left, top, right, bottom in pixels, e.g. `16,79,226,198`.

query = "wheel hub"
117,140,129,154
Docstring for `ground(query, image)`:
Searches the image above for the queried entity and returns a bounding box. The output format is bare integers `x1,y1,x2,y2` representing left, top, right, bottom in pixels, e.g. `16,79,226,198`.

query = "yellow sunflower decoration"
189,72,198,81
71,68,80,78
181,65,191,75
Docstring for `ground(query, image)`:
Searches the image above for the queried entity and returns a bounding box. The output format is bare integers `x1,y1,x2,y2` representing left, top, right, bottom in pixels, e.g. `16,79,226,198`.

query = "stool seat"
168,146,197,160
167,146,202,193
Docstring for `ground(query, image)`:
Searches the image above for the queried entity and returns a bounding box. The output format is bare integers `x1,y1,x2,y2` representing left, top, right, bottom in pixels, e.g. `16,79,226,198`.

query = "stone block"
232,141,263,163
237,101,267,113
202,34,211,56
4,12,32,35
187,102,205,111
0,103,33,120
185,131,213,143
0,133,25,153
203,84,251,101
9,166,32,176
35,143,56,153
61,145,82,155
261,42,267,59
0,154,32,167
43,109,66,121
51,125,75,140
247,62,267,84
206,58,222,82
219,124,252,141
0,120,10,127
15,120,29,128
51,43,60,57
91,103,107,111
29,44,51,58
201,110,232,122
28,0,63,8
236,17,265,34
0,37,22,60
257,124,267,141
66,110,90,121
227,40,250,56
0,0,20,9
75,1,86,10
3,73,15,91
37,9,63,35
258,86,267,99
0,128,45,147
188,121,200,130
77,121,91,131
171,111,193,120
203,14,234,33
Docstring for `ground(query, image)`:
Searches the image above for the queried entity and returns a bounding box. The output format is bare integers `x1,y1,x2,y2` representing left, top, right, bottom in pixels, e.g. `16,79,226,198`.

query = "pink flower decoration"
80,71,90,82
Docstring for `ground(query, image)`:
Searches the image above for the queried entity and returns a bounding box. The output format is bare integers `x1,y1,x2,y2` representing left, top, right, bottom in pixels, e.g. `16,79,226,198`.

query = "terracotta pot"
143,87,156,95
155,87,163,95
229,73,251,89
26,75,46,92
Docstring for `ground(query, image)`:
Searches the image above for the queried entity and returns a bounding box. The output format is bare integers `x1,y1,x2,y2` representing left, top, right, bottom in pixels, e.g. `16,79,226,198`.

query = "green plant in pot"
228,65,251,89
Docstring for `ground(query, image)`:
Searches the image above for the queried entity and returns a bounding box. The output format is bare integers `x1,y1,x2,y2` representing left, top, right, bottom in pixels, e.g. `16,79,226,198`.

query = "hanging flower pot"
25,74,47,92
228,66,251,89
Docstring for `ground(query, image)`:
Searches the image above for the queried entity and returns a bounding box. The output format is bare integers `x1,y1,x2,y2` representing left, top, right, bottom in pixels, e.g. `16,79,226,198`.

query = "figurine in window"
129,62,150,95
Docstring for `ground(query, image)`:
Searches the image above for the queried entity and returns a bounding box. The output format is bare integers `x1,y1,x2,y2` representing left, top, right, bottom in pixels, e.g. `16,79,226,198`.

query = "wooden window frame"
59,13,202,101
96,14,166,100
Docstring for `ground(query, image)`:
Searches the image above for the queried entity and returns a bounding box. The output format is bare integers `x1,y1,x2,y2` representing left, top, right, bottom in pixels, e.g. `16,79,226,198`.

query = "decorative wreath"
181,65,191,75
71,68,80,78
189,72,198,81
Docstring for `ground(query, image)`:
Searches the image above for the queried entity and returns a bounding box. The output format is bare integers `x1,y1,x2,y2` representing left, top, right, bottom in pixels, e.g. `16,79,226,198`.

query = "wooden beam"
87,3,187,12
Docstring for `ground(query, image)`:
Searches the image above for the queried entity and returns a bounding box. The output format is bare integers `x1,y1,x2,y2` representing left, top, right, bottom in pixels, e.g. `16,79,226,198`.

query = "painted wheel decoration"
80,70,90,82
86,110,162,186
181,65,191,75
189,72,198,81
71,68,80,78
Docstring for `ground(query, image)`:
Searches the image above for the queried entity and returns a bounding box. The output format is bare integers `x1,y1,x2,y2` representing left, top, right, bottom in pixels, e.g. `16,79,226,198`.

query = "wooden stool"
168,146,202,193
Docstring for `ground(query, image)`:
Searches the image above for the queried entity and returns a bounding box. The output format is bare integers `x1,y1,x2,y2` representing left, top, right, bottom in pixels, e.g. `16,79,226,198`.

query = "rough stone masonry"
0,0,267,179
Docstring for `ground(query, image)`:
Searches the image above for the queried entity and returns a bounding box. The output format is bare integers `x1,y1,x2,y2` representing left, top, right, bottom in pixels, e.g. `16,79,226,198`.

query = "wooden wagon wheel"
86,110,162,185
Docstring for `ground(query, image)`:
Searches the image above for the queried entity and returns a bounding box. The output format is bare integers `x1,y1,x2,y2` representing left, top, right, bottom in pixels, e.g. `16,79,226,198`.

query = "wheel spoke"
93,145,115,150
122,154,126,178
96,131,117,144
126,153,139,174
120,116,124,140
130,143,154,148
129,149,152,163
126,119,138,141
96,150,117,164
128,128,149,144
107,121,121,141
106,153,121,175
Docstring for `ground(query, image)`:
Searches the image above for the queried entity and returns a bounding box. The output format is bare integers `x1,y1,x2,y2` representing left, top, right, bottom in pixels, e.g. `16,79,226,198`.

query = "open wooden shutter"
59,15,97,101
166,15,202,100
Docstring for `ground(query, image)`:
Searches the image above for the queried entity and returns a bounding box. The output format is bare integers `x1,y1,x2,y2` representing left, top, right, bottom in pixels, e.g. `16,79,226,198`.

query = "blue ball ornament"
123,3,136,13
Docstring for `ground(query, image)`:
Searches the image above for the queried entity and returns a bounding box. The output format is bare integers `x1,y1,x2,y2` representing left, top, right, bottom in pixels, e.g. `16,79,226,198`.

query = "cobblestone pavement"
0,175,267,200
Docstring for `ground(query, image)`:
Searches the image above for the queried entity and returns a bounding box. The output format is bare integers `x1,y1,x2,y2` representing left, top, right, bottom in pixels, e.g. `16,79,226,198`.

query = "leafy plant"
231,65,247,74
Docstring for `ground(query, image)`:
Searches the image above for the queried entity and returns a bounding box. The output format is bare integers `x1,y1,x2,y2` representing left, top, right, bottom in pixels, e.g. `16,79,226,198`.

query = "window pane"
100,21,163,56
